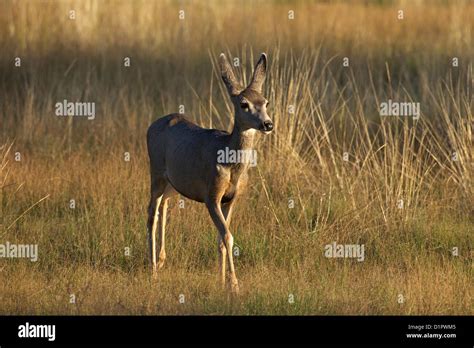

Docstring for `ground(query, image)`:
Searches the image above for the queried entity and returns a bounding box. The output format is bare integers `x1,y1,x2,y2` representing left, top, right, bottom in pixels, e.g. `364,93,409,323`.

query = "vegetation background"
0,0,472,314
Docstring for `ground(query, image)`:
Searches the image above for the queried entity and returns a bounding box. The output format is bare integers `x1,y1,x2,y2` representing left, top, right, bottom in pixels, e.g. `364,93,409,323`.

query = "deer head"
219,53,273,134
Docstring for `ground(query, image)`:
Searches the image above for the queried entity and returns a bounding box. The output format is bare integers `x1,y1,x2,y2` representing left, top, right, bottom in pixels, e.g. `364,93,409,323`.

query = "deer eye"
266,101,269,107
240,102,249,111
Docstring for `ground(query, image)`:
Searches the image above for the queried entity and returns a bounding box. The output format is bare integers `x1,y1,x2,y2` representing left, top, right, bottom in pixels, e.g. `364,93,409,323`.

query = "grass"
0,0,472,315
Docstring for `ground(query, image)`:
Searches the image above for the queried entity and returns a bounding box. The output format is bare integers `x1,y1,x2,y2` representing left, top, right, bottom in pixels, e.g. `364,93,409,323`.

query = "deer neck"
228,120,256,153
224,119,256,175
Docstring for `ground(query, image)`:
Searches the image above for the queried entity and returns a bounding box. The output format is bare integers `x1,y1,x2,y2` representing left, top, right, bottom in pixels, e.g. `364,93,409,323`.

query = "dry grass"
0,0,472,315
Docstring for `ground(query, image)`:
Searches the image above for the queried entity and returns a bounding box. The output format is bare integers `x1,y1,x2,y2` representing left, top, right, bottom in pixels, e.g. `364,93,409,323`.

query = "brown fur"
146,53,273,293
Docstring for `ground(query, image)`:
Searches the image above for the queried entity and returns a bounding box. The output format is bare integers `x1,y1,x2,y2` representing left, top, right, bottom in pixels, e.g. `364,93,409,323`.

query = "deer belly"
164,170,207,203
167,180,206,203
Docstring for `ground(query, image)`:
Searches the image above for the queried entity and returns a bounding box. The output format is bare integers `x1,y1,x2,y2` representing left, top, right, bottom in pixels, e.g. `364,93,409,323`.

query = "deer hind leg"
207,201,239,294
157,184,178,269
147,178,166,278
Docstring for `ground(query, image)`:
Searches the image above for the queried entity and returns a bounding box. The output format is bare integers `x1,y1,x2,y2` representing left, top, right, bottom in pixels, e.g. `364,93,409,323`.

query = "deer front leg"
218,201,234,288
222,201,234,225
207,201,239,294
217,235,226,288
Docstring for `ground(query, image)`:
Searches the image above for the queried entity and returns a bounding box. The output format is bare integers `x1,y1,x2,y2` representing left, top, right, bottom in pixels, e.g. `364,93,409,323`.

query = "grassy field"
0,0,472,315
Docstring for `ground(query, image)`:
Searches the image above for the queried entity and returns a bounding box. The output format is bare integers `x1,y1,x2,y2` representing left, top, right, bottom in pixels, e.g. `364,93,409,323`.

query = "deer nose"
263,121,273,132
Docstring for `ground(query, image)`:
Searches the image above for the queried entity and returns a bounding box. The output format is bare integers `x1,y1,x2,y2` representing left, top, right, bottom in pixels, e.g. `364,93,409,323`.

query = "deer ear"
248,53,267,93
219,53,242,96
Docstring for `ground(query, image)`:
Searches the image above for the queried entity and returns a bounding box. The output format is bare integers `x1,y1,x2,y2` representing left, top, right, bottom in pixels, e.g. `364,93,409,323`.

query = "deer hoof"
158,252,166,269
152,267,158,280
231,281,239,294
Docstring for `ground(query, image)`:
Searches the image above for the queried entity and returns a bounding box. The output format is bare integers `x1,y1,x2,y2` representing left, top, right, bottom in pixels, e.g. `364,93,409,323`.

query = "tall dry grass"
0,0,472,314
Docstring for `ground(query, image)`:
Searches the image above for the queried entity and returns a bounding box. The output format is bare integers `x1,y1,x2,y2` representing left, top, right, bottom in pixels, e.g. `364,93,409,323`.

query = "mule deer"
146,53,273,293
